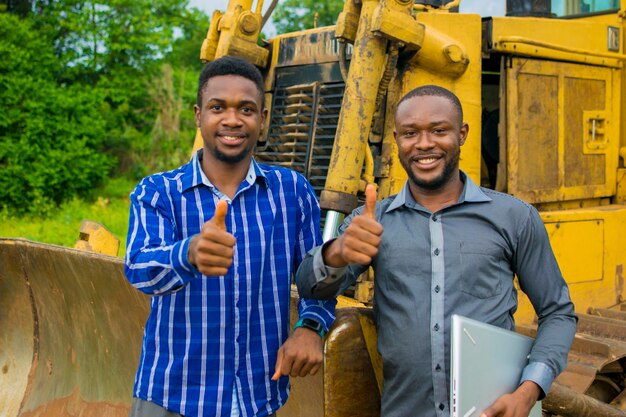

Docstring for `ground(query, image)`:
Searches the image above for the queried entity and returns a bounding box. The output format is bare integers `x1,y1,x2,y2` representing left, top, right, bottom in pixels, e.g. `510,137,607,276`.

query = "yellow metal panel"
564,78,606,186
515,72,559,191
506,58,619,204
618,168,626,203
489,17,625,67
544,220,604,284
515,206,626,325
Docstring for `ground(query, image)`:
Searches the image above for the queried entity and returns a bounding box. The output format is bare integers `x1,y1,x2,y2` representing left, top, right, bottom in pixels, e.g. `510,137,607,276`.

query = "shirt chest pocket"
459,242,506,299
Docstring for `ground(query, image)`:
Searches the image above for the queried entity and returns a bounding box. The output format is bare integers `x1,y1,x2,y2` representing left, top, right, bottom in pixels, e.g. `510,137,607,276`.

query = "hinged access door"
502,57,620,204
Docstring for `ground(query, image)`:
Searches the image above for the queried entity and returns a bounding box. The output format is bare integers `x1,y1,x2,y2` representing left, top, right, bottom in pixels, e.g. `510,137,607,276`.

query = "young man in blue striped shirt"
125,56,336,417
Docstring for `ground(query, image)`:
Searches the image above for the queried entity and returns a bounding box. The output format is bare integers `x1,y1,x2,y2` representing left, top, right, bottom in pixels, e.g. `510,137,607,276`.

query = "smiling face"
394,94,468,195
194,74,267,168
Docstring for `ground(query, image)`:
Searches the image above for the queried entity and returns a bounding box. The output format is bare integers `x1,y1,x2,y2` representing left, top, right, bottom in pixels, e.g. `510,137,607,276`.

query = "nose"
221,108,243,127
414,132,435,150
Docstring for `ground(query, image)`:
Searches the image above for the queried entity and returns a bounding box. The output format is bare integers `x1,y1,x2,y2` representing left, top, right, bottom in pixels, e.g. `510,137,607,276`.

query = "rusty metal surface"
543,382,626,417
0,239,150,417
323,308,380,417
504,57,618,204
517,307,626,415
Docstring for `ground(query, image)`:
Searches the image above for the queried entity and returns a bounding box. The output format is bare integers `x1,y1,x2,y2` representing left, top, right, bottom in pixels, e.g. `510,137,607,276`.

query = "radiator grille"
256,81,345,197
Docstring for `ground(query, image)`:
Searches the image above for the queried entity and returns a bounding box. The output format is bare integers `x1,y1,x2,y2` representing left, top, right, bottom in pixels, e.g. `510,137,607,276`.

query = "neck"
201,149,252,199
408,172,464,213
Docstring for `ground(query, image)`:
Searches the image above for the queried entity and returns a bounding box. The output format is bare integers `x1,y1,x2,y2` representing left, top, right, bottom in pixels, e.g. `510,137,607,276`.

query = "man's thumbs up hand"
363,183,377,219
322,183,383,268
211,199,228,231
188,200,237,276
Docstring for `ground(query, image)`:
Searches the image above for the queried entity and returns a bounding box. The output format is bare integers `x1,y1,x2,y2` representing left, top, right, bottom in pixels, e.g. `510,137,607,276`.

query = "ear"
459,122,469,146
194,104,201,128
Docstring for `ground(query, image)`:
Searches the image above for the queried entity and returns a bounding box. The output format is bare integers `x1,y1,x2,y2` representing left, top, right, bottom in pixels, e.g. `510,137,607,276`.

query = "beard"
210,143,254,164
402,146,460,191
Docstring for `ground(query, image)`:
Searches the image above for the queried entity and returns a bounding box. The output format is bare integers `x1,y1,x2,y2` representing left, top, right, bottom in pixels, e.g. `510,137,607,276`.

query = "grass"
0,177,136,257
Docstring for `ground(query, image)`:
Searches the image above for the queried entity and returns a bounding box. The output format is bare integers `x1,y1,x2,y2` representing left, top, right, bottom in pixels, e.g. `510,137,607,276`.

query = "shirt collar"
386,170,491,213
181,148,267,193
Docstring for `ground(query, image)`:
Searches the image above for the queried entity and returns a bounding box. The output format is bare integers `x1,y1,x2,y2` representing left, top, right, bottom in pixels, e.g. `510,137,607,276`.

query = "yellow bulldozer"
2,0,626,416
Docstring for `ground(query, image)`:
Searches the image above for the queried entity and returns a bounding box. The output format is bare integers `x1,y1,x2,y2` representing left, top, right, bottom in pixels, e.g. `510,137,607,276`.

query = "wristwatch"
294,318,326,338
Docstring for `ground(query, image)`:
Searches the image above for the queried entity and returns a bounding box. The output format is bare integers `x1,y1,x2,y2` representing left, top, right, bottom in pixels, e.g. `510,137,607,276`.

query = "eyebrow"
399,120,451,128
206,97,259,107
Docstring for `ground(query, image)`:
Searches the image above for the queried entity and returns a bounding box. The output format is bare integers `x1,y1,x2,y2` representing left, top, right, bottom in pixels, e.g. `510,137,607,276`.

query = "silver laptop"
450,315,542,417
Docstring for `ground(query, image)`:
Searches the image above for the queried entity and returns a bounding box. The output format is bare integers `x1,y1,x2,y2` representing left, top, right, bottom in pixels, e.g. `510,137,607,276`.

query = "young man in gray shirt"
296,85,577,417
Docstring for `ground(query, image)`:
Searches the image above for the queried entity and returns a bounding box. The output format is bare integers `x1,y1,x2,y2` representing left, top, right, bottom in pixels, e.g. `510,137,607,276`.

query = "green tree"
0,11,114,215
272,0,343,34
0,2,210,214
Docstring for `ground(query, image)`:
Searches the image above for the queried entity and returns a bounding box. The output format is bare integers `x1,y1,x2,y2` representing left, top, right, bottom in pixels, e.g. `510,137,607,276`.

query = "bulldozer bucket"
0,238,149,417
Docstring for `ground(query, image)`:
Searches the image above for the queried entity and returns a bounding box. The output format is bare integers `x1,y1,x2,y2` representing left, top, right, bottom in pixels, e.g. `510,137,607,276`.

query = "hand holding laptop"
450,315,543,417
479,380,541,417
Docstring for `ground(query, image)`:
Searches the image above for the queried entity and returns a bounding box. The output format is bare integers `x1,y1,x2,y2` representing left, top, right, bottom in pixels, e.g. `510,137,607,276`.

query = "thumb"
363,183,377,219
211,200,228,231
272,349,284,381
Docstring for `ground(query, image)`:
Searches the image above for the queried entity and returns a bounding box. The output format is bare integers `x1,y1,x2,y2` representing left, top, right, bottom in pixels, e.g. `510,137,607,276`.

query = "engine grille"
255,81,345,197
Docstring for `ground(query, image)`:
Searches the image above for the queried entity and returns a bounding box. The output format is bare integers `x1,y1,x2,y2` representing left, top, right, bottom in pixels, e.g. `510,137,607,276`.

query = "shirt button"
434,285,440,293
434,323,439,331
434,248,440,256
435,364,441,372
432,215,438,222
439,403,445,410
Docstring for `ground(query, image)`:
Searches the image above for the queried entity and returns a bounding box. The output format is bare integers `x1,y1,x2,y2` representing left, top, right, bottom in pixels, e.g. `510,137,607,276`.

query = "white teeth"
418,157,437,164
222,136,241,141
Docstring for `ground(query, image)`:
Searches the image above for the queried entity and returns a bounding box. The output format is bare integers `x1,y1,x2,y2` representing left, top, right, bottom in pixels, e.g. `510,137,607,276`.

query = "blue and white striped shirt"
125,150,336,417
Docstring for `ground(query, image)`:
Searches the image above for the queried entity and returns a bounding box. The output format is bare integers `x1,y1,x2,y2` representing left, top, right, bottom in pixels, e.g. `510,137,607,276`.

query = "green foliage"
0,12,115,215
272,0,343,34
0,2,210,216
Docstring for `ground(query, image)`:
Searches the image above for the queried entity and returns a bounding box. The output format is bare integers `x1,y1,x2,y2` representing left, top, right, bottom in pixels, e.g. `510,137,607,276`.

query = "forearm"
296,242,357,299
523,307,576,395
520,293,576,396
125,235,197,296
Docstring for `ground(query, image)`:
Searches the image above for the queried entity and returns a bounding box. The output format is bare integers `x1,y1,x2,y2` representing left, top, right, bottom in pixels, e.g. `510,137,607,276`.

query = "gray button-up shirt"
297,172,577,417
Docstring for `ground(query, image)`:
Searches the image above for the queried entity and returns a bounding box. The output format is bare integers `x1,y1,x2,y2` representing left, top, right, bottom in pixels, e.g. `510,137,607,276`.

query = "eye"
433,128,446,134
240,106,254,114
402,130,416,137
210,104,222,111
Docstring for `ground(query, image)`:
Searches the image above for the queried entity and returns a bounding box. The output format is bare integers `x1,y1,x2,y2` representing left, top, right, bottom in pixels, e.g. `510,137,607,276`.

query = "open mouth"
412,155,442,168
218,133,246,146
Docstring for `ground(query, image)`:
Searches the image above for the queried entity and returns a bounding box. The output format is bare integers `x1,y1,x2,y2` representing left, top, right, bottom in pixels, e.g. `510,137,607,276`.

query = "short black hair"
196,56,265,108
396,84,463,124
